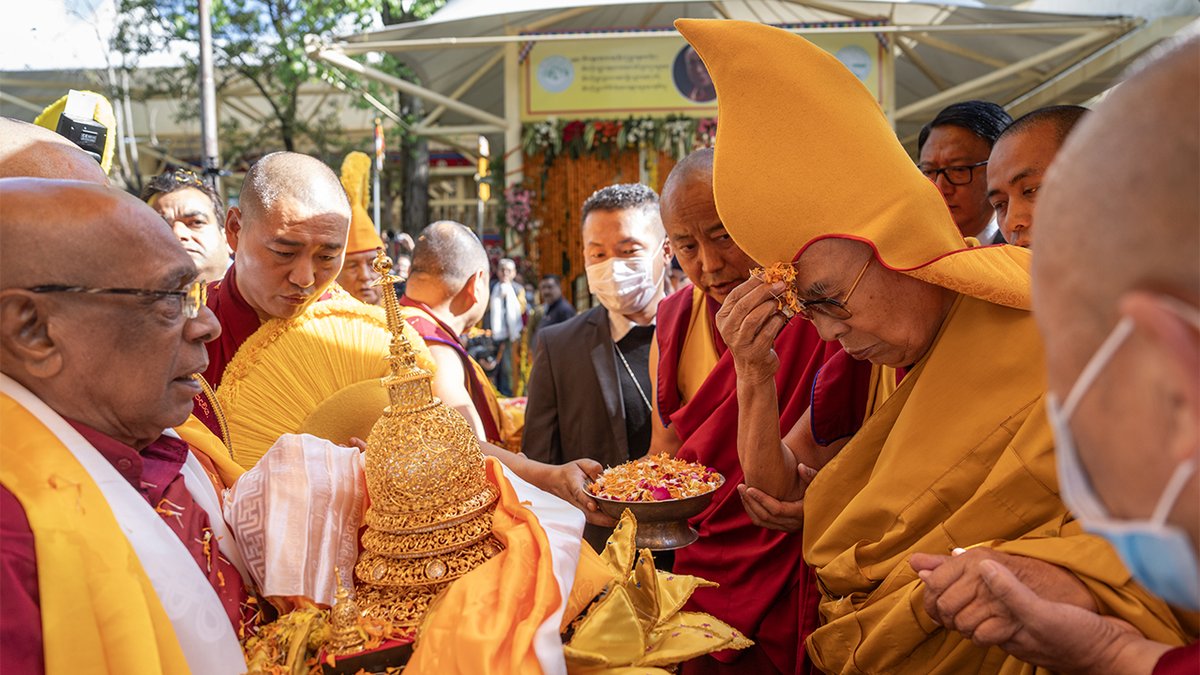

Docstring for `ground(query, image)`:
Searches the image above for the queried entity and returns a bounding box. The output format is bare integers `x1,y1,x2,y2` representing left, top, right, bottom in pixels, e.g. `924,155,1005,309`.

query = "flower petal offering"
753,262,801,317
588,455,723,502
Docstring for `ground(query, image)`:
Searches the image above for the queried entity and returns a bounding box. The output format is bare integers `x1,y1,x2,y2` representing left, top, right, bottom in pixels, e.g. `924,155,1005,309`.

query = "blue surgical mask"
1047,314,1200,611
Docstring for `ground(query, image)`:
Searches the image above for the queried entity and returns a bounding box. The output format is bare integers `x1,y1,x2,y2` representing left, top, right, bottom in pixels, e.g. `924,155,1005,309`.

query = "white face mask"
585,242,665,316
1048,306,1200,611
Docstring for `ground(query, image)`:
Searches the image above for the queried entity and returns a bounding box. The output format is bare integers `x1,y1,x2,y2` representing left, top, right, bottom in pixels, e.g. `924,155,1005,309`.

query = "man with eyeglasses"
0,178,251,672
677,18,1188,673
917,100,1012,244
143,168,232,285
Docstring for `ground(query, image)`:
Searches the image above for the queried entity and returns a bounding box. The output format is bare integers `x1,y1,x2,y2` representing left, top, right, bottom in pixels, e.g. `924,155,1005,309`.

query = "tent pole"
503,41,523,189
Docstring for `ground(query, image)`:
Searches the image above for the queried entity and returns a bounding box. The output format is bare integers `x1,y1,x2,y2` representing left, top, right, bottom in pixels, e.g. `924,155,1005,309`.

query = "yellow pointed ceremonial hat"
341,151,386,253
675,19,1032,309
347,202,385,254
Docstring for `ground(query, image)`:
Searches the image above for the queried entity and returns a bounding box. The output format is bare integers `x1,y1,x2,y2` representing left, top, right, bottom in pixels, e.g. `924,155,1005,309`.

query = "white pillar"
503,41,523,188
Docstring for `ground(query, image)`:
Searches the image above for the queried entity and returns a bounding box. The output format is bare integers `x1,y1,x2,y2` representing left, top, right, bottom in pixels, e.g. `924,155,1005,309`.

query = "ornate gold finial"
327,567,365,656
369,248,434,414
354,248,505,634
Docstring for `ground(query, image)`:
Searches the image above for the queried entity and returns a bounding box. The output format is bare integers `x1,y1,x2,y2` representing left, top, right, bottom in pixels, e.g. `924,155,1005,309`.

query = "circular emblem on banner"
836,46,872,81
537,56,575,93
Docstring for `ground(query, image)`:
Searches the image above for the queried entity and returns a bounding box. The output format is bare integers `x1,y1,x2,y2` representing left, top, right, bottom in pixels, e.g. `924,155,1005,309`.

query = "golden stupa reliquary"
352,250,505,631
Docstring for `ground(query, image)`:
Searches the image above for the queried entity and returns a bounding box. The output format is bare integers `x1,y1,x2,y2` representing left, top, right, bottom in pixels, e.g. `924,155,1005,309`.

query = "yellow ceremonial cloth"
677,286,721,404
408,457,614,674
0,392,191,675
802,295,1189,674
174,413,244,488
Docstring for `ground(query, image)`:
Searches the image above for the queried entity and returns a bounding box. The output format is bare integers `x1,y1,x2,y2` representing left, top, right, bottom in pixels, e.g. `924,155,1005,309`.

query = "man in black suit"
538,275,576,328
523,183,671,548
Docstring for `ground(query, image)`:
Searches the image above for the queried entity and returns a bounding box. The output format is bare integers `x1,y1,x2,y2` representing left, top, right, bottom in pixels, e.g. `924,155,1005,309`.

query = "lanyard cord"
614,342,651,411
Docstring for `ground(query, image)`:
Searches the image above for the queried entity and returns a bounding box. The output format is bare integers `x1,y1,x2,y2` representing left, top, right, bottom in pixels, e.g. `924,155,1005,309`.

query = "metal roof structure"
311,0,1195,184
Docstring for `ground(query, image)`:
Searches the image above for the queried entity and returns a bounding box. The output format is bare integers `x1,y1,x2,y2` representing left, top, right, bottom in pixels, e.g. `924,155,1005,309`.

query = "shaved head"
0,178,187,290
661,147,713,204
227,151,352,320
659,148,755,303
1033,35,1200,536
410,220,490,291
1035,38,1199,344
0,117,108,184
1,178,219,448
238,151,350,225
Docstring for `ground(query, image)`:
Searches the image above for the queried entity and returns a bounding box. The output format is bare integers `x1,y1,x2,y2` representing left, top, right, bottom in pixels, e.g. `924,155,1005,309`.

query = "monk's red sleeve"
1152,643,1199,675
808,347,875,446
0,486,43,674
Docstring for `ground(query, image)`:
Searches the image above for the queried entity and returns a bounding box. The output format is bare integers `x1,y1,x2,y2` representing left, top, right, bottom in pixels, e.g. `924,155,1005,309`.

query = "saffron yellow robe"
802,295,1190,674
0,384,245,675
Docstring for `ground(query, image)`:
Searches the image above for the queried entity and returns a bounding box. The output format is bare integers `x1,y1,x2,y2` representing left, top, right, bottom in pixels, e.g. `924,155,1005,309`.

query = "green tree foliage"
112,0,443,163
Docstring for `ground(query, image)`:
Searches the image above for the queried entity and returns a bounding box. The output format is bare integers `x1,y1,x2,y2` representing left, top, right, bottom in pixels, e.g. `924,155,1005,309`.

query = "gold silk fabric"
674,19,1033,310
801,296,1189,673
677,286,722,404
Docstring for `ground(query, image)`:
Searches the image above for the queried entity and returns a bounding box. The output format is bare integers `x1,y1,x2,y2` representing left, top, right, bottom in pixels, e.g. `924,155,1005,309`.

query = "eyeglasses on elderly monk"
919,160,988,186
24,280,208,319
795,255,872,322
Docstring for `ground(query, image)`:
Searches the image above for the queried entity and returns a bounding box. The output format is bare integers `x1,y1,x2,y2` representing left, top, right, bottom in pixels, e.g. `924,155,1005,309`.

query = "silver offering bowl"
590,473,725,550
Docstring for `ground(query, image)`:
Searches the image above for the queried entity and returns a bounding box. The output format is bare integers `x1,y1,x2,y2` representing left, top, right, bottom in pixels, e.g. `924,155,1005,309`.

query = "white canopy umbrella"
311,0,1195,184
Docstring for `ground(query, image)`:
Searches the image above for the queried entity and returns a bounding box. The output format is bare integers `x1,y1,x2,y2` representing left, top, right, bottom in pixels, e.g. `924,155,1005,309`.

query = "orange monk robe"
800,294,1191,673
672,18,1194,674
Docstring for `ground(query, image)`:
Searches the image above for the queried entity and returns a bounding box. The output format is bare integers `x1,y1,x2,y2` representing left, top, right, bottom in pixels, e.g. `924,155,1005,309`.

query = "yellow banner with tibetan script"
521,31,884,120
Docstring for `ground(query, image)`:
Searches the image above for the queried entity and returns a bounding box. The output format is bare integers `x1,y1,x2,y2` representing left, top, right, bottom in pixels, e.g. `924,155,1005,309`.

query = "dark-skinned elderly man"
0,178,250,673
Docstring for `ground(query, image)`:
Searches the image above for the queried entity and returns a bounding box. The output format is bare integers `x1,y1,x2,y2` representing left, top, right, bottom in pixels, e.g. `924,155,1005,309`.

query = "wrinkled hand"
346,436,368,452
736,462,818,532
912,548,1098,639
921,558,1151,672
549,458,617,527
715,277,789,383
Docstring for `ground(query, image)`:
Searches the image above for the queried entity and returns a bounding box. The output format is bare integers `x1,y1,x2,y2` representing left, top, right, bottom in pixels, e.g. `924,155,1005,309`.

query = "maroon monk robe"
1153,643,1199,674
200,265,262,391
0,420,254,674
398,296,504,444
192,266,263,438
656,285,852,675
